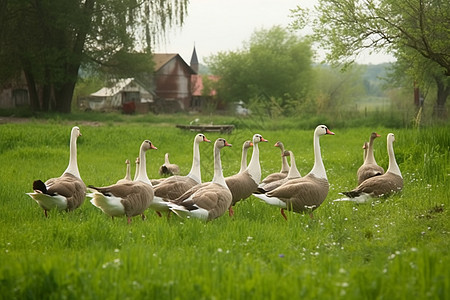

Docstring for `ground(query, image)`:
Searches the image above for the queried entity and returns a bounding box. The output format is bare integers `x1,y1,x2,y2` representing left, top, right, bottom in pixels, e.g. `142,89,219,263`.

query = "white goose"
335,133,403,203
238,140,253,174
253,125,335,219
150,133,210,213
27,126,86,217
226,134,268,216
159,153,180,176
357,132,384,184
259,141,290,187
116,159,132,184
256,150,302,193
88,140,157,224
133,157,141,181
168,138,233,221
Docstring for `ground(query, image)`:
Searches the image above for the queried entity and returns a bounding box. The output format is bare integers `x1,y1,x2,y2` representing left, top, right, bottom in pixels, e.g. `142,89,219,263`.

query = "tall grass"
0,121,448,299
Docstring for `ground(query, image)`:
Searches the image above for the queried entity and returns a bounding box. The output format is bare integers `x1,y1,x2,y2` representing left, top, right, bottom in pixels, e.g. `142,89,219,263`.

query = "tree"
206,26,313,113
290,0,450,118
0,0,188,113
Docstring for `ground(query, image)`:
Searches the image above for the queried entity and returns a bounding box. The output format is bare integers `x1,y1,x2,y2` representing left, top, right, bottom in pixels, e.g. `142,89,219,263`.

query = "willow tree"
290,0,450,117
0,0,188,113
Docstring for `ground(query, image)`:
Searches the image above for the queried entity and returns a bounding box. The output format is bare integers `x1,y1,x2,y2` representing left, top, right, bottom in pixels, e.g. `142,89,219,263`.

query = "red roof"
191,75,219,96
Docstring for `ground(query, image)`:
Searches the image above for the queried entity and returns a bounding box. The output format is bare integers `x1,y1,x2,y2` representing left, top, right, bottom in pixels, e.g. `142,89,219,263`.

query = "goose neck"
188,140,201,183
212,146,226,187
309,133,327,179
387,139,402,177
64,131,81,179
136,146,151,185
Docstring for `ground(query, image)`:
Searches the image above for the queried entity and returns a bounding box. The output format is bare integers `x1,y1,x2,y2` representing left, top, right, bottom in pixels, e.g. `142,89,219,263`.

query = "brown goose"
238,140,253,174
116,159,132,184
259,141,290,187
362,141,369,162
336,133,403,203
159,153,180,176
256,150,302,193
168,138,233,221
27,126,86,217
150,133,210,213
253,125,335,219
88,140,157,224
226,134,268,216
357,132,384,184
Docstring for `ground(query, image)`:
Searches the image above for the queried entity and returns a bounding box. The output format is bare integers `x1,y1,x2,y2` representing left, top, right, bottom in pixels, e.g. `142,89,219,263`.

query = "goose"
253,125,335,219
256,150,302,193
335,133,403,203
116,159,132,184
362,142,369,161
133,157,140,181
238,140,253,174
168,138,233,221
259,141,290,187
357,132,384,184
88,140,157,224
27,126,86,217
226,134,268,216
150,133,210,213
159,153,180,176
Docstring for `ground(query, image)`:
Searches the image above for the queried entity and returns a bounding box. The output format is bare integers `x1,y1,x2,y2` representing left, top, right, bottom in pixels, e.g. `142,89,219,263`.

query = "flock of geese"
27,125,403,223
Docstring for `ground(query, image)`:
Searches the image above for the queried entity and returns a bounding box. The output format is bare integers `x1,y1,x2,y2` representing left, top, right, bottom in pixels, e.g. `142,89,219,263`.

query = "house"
81,78,154,113
152,53,197,113
0,73,30,109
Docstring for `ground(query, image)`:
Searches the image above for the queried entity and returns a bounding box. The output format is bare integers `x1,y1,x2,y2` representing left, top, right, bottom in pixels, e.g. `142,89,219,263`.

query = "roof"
153,53,178,71
191,75,219,96
91,78,134,97
153,53,197,74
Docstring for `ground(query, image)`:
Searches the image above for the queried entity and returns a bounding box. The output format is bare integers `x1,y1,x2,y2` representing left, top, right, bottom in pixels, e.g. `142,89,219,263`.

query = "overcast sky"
154,0,396,66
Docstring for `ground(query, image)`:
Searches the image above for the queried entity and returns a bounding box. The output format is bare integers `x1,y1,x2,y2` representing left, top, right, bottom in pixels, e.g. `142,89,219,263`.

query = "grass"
0,119,449,299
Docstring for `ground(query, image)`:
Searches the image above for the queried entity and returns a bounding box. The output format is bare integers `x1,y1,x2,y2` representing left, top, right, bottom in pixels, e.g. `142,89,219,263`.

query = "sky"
154,0,396,66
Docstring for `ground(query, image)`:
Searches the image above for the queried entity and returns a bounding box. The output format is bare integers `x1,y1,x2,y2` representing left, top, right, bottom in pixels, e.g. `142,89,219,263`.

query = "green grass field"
0,118,448,299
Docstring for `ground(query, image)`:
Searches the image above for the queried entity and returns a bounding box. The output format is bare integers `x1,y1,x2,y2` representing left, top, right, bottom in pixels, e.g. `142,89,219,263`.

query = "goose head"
387,133,395,144
142,140,158,151
253,134,268,144
215,138,232,149
71,126,82,138
282,150,291,157
195,133,211,144
315,125,335,136
371,132,381,140
243,140,253,149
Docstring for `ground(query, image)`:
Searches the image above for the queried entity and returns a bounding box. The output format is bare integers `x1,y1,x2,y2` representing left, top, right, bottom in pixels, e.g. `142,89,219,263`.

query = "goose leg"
228,206,234,217
280,208,287,220
127,217,132,224
141,213,146,221
44,210,49,218
155,211,162,217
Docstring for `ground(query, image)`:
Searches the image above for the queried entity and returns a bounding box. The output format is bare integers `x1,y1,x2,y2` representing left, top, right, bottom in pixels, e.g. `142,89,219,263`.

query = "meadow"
0,115,448,299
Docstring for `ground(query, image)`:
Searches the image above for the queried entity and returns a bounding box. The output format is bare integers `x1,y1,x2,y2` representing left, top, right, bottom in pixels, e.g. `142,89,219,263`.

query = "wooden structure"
176,124,234,134
153,53,196,113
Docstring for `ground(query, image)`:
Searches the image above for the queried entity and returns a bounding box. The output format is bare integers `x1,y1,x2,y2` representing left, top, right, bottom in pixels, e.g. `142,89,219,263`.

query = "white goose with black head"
27,126,86,217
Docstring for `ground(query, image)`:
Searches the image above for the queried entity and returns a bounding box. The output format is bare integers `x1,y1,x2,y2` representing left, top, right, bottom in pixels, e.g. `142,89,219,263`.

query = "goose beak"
261,137,268,142
151,144,158,150
225,141,232,147
326,129,335,135
204,137,211,143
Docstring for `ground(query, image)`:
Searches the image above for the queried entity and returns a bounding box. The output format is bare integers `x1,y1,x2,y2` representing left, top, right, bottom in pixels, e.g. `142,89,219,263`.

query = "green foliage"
290,0,450,117
206,26,313,105
0,0,188,113
0,122,448,299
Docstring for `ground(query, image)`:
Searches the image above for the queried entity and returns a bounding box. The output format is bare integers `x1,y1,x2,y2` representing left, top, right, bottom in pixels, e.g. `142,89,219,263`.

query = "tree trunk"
54,80,77,113
23,70,40,111
433,76,449,119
